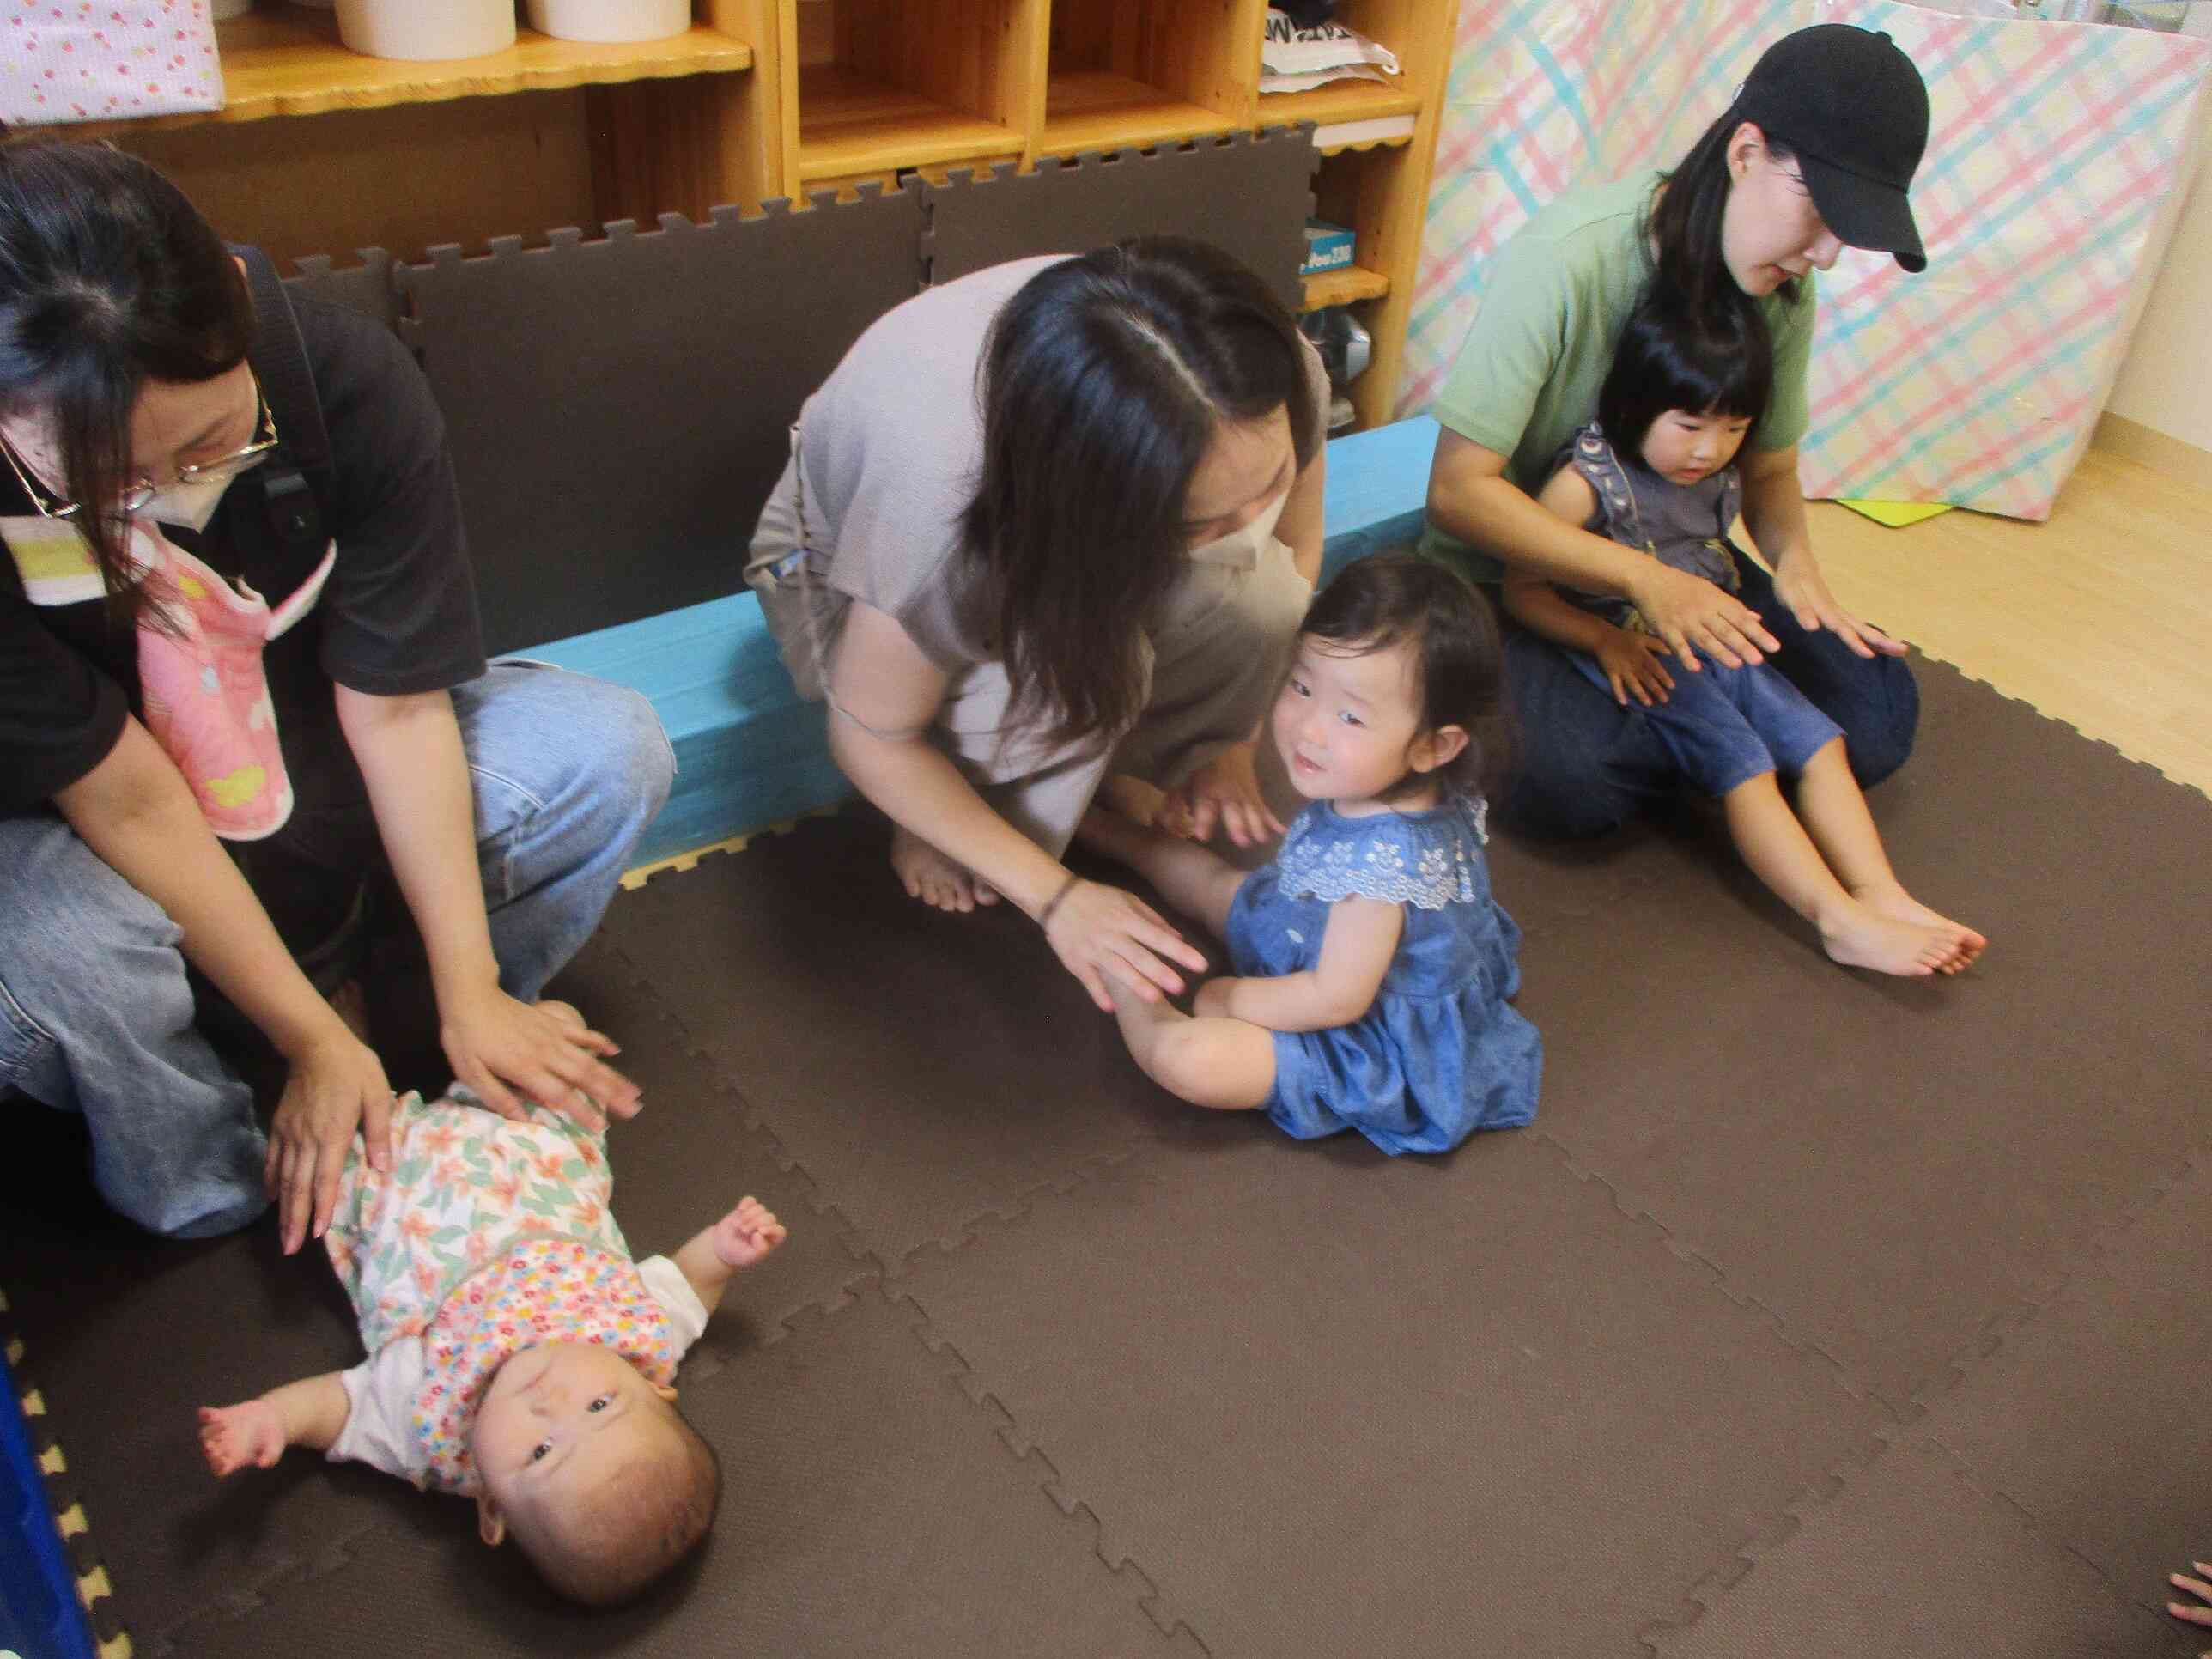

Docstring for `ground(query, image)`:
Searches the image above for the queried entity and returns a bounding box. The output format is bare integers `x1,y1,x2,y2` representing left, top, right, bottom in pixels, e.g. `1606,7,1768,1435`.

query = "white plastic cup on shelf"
526,0,690,43
333,0,515,59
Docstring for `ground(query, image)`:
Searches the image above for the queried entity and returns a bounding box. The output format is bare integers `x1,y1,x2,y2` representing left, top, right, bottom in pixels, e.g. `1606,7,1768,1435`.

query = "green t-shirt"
1419,172,1817,584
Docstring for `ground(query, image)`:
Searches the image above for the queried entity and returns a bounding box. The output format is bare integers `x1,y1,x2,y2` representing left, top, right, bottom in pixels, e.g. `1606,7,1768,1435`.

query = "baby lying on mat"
198,1004,786,1607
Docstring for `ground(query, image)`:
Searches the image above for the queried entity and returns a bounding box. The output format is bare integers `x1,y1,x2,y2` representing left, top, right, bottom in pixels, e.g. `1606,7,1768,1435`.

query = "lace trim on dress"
1274,799,1488,911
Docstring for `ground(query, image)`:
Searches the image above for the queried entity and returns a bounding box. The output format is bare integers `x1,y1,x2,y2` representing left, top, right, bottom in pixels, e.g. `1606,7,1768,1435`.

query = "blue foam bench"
529,417,1442,870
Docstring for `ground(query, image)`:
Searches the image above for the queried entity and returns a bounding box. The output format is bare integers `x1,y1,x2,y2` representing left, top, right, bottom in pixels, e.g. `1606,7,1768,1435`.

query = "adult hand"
2172,1562,2212,1656
440,986,640,1131
1163,741,1285,849
265,1025,393,1255
1628,562,1780,672
1771,550,1906,660
1042,877,1209,1013
1593,627,1677,708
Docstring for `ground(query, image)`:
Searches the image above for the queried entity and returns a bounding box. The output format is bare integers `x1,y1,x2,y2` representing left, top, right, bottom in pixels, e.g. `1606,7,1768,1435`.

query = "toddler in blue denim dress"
1503,294,1982,978
1077,556,1540,1154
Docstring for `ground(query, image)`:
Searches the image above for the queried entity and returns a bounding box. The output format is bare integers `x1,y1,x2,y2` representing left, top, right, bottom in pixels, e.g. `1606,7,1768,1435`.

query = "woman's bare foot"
890,824,999,911
1851,879,1985,970
1817,898,1976,978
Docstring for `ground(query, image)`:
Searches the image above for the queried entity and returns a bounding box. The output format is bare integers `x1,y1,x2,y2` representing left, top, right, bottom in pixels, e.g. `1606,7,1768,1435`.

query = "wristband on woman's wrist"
1036,871,1080,930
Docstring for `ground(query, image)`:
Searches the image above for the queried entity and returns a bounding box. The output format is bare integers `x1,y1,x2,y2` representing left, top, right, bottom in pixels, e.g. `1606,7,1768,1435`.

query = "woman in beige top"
748,238,1329,1013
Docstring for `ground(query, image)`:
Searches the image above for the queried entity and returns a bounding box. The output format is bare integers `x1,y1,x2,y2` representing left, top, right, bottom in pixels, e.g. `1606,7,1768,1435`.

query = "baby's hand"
711,1195,788,1270
198,1401,286,1477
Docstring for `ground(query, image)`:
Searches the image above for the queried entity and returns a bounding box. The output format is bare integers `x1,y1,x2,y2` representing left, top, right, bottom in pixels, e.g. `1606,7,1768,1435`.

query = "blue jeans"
1498,554,1919,839
0,663,674,1239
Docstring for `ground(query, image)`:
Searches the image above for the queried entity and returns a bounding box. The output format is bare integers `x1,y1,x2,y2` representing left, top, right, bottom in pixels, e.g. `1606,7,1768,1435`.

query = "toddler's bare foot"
1818,900,1967,978
890,825,999,910
1850,880,1985,972
709,1195,787,1269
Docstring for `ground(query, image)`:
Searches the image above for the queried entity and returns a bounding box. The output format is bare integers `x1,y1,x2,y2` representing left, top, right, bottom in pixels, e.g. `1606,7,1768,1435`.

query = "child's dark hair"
1596,291,1772,472
1298,554,1511,805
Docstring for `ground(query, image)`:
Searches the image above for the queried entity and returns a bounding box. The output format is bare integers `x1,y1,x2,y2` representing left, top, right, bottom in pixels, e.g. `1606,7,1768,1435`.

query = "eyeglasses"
0,374,280,522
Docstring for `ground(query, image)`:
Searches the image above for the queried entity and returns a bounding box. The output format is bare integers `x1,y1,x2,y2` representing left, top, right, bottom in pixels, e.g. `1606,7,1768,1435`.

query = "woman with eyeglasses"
746,239,1328,1016
1421,24,1929,840
0,143,673,1253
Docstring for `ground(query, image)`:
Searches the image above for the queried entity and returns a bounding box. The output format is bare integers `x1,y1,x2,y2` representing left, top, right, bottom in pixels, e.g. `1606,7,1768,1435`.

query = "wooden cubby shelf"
167,9,753,129
1039,70,1241,158
1300,264,1391,313
1257,80,1421,137
796,63,1021,180
40,0,1460,434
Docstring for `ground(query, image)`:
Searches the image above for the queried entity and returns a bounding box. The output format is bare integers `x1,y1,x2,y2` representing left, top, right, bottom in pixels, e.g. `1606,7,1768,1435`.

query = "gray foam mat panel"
921,129,1317,313
396,190,922,655
10,659,2212,1656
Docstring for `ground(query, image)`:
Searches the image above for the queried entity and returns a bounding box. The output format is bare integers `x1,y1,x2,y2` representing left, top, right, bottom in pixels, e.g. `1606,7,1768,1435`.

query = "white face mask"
137,471,238,534
1188,486,1290,565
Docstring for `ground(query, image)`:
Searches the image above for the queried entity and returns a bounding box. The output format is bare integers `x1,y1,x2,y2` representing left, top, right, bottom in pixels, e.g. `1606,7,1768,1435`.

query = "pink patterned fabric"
0,0,223,125
133,524,331,842
411,1237,678,1494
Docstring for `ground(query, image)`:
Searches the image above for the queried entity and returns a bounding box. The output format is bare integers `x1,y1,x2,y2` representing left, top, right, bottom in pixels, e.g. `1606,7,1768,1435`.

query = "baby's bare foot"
1819,901,1966,978
711,1195,787,1269
890,825,998,910
1852,880,1985,972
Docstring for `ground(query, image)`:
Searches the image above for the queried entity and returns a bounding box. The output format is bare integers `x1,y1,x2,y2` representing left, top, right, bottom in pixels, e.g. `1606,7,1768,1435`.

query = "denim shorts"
1571,652,1844,797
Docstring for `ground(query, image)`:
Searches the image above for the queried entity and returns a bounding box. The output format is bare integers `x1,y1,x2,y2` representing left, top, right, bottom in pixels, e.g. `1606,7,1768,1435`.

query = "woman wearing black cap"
1421,23,1930,839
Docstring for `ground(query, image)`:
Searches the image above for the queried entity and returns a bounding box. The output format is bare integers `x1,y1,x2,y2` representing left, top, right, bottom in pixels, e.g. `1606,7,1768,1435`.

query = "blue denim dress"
1224,798,1542,1155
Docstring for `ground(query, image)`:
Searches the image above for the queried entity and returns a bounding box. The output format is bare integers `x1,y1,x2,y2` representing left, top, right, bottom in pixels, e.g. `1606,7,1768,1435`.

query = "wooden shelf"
93,10,754,131
1299,264,1389,312
1255,78,1420,135
797,62,1023,181
1038,70,1242,158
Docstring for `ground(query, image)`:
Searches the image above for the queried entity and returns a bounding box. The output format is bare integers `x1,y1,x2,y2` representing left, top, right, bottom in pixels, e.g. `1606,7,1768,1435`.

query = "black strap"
232,245,331,561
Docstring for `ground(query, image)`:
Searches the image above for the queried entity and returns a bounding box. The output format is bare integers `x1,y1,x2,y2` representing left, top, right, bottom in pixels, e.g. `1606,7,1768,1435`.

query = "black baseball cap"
1735,23,1930,273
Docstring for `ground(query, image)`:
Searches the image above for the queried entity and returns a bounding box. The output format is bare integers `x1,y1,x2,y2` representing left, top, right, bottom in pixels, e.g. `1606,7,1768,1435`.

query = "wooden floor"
1808,446,2212,799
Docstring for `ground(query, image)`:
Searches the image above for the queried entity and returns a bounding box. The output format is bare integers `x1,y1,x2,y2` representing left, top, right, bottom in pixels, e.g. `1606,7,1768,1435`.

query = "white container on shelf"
333,0,515,59
526,0,690,44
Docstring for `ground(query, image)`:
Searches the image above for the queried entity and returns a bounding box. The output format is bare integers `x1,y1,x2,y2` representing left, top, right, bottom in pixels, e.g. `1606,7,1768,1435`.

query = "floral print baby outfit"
321,1091,706,1492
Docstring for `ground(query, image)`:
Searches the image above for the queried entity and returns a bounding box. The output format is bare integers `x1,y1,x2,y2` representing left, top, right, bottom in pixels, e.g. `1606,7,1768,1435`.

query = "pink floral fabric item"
0,0,225,125
134,525,332,841
325,1092,677,1494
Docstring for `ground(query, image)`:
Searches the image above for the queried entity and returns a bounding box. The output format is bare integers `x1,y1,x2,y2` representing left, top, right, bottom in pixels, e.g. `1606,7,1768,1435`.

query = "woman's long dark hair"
1597,291,1771,467
0,142,254,611
1299,555,1512,806
1646,110,1802,324
962,236,1319,749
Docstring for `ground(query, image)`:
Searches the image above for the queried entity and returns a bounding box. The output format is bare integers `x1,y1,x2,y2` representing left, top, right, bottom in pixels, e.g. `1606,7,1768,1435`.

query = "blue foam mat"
0,1351,92,1659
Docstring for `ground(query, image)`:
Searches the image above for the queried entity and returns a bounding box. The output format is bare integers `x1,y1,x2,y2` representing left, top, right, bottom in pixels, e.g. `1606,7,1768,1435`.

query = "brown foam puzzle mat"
4,654,2209,1656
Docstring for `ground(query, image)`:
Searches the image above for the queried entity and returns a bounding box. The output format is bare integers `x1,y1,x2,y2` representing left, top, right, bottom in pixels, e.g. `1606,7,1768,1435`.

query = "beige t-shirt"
794,255,1330,675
